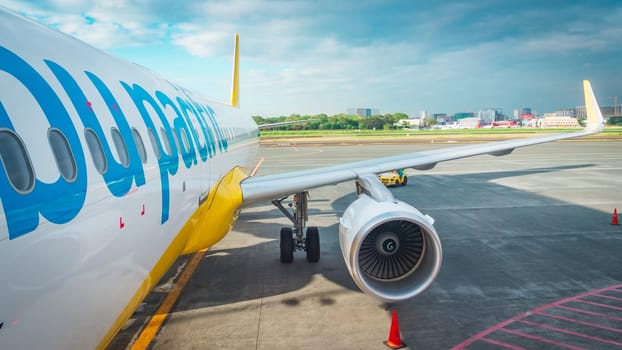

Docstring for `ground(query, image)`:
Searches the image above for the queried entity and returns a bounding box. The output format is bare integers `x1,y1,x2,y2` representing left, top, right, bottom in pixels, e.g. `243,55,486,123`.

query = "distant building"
521,113,534,120
517,107,533,122
477,109,497,124
555,108,576,117
538,114,580,128
458,117,480,129
347,108,379,118
475,108,508,124
433,113,449,124
453,112,475,120
491,120,517,128
396,118,422,128
521,107,532,115
576,105,620,118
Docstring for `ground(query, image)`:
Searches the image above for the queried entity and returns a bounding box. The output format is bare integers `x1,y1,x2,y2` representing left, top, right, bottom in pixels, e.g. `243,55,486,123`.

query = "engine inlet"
358,220,424,281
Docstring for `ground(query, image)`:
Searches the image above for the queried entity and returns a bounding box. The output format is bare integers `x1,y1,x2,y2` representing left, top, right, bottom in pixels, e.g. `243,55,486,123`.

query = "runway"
109,141,622,349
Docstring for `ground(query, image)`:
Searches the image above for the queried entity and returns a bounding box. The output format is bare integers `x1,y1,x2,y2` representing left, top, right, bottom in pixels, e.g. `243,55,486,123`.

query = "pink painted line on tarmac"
499,328,586,350
592,292,622,302
535,310,622,333
451,284,622,349
518,319,622,347
527,284,622,315
554,304,622,322
575,299,622,311
450,317,521,349
479,337,528,350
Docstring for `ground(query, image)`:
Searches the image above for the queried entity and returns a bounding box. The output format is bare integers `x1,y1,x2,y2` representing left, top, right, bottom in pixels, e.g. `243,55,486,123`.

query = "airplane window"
131,128,147,164
85,129,107,174
147,128,161,159
170,130,181,153
160,127,172,155
0,129,34,193
111,127,129,168
180,130,190,153
48,129,77,182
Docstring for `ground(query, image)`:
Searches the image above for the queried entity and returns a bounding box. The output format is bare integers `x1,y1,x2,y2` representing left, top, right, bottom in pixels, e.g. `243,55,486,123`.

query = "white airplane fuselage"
0,9,258,349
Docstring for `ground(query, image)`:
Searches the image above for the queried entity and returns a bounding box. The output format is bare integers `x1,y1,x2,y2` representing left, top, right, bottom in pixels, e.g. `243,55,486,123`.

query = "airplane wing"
241,80,604,205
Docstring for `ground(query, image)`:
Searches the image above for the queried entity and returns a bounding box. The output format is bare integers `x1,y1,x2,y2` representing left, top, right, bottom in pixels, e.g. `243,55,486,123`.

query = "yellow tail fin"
583,80,604,132
230,34,239,108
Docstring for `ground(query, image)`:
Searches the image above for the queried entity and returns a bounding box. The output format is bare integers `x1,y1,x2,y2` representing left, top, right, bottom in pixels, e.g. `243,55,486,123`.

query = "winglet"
583,80,604,133
230,33,240,108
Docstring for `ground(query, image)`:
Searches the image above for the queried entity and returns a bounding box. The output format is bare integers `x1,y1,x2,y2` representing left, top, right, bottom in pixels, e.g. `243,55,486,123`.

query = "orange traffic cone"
384,310,406,349
612,208,620,225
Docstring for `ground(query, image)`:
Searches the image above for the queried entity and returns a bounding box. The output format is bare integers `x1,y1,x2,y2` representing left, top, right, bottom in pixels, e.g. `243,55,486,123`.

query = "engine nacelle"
339,174,442,302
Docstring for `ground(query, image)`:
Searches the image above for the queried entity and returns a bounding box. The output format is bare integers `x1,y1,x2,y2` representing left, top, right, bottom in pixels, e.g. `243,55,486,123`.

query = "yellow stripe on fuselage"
97,167,247,349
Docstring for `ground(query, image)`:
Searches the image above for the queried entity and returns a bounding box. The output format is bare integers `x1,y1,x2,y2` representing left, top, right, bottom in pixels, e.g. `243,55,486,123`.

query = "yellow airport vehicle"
377,169,408,187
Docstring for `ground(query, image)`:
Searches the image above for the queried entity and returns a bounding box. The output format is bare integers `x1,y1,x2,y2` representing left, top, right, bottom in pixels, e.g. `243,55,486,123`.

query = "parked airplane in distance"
0,6,605,349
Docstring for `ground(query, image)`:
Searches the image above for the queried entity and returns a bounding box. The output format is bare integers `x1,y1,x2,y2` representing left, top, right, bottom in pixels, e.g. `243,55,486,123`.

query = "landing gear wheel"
305,226,320,263
402,176,408,186
280,227,294,263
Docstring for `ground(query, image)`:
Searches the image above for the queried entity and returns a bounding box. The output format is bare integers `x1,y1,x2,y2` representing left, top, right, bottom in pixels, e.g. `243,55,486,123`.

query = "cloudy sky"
1,0,621,117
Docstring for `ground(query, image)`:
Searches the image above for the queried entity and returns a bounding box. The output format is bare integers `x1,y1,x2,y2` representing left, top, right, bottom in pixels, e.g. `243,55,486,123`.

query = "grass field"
259,127,622,144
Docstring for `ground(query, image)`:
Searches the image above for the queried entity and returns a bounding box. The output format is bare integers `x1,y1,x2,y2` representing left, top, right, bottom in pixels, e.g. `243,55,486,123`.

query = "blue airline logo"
0,46,228,240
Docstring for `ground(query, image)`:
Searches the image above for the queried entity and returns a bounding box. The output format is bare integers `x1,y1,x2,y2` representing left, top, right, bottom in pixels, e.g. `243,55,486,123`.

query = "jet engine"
339,174,442,302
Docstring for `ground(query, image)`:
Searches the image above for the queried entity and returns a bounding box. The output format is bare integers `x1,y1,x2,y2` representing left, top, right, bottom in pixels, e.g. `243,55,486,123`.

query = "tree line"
253,113,413,130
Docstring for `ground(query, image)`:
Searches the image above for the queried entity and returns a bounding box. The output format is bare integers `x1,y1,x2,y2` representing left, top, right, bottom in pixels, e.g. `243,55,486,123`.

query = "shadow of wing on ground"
170,221,360,313
373,164,622,349
173,163,617,312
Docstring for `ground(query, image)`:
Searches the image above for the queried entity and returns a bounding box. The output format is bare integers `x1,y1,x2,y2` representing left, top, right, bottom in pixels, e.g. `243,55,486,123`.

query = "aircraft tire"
305,226,320,263
280,227,294,263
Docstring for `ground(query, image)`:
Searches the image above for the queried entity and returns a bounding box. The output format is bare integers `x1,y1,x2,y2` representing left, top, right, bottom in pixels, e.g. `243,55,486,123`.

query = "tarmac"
109,140,622,350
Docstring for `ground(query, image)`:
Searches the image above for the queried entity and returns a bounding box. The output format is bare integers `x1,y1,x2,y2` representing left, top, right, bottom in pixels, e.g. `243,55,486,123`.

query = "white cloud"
2,0,620,116
2,0,170,48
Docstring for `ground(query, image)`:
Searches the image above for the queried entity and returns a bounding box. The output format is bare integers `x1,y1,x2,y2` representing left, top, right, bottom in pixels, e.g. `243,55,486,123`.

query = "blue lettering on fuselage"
121,82,180,224
174,96,210,162
0,46,228,238
46,61,147,197
0,47,88,239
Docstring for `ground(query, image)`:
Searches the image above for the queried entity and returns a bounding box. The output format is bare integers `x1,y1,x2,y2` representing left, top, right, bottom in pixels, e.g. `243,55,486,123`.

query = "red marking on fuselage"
86,101,93,112
119,217,125,229
141,204,145,216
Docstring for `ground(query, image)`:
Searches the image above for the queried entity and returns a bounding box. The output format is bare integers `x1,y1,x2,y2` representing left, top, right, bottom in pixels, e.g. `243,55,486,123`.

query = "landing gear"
280,227,294,263
305,226,320,262
272,191,320,263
